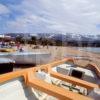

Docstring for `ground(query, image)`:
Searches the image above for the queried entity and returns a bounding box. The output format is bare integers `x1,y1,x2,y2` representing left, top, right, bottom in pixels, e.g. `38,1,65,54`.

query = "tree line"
15,36,100,47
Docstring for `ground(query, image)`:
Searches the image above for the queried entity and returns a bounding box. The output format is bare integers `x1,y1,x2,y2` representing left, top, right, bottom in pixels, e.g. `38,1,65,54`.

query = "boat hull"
0,52,51,64
0,58,15,74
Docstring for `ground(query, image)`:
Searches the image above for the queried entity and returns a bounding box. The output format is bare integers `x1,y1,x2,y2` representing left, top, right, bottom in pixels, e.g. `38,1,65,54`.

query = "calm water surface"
75,47,100,53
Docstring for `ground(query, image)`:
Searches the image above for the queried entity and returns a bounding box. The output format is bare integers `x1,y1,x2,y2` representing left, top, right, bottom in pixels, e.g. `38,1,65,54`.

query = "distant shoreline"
72,47,100,54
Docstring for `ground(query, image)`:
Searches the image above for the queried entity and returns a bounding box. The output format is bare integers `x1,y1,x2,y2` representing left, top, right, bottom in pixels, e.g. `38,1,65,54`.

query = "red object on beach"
16,42,20,50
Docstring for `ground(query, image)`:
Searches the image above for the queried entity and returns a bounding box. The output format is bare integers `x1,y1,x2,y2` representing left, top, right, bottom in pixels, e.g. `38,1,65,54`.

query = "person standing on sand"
19,46,24,52
16,42,20,50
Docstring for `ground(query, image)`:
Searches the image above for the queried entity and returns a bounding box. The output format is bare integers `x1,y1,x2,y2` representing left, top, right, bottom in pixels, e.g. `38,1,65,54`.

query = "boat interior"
0,58,100,100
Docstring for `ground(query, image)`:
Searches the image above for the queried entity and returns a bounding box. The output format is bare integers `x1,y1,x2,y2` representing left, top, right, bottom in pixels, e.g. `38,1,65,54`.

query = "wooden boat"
0,48,51,64
0,48,16,52
0,58,100,100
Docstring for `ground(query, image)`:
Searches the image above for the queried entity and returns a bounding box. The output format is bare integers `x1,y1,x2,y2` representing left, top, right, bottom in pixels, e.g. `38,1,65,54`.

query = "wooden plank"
85,63,100,78
27,71,92,100
50,58,74,68
50,71,99,89
0,68,33,83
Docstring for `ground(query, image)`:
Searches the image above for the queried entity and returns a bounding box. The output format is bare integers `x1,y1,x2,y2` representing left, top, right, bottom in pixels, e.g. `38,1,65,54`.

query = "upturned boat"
0,48,51,64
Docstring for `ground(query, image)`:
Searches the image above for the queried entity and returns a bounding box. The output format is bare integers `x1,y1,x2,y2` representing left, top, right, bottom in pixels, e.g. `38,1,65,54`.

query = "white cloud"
4,0,100,34
0,4,10,15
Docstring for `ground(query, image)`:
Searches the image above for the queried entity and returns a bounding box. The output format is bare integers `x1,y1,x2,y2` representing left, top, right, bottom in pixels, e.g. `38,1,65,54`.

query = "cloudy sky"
0,0,100,34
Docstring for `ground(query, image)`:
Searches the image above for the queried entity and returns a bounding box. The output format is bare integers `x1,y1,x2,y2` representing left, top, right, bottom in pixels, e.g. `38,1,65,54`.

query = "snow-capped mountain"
3,32,100,42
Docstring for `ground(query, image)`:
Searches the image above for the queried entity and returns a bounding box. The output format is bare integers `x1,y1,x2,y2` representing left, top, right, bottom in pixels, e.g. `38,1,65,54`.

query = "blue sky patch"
0,0,100,34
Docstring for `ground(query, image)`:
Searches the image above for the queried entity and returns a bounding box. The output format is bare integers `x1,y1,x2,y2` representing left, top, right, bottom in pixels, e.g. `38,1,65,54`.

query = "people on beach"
19,46,24,52
16,42,20,50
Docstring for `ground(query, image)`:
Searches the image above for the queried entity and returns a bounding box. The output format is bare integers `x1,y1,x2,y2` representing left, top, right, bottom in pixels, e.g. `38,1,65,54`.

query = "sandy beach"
14,45,100,70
